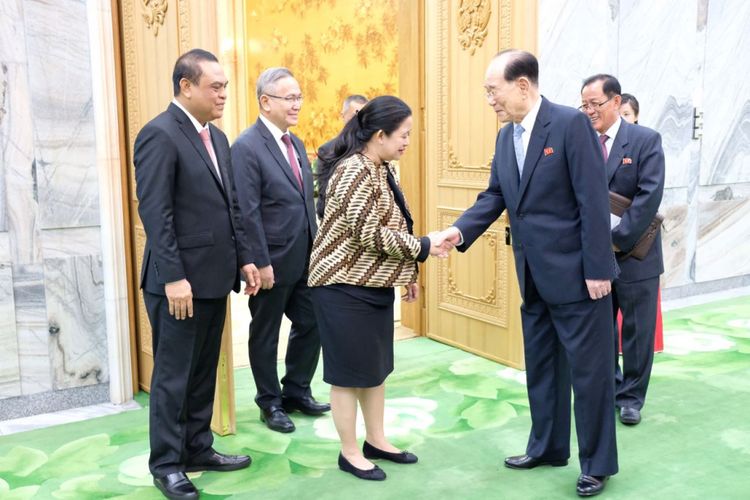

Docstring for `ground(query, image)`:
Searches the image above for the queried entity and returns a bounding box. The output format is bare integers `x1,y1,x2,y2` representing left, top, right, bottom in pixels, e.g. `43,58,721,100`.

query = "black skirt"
311,284,395,388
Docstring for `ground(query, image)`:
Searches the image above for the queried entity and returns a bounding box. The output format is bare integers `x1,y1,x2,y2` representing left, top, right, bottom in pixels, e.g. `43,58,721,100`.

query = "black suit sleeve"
231,137,272,268
612,131,665,252
134,125,185,283
217,132,255,267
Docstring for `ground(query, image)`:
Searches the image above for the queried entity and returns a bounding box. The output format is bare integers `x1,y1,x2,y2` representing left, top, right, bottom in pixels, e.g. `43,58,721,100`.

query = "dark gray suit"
231,117,320,409
135,103,254,477
607,119,665,410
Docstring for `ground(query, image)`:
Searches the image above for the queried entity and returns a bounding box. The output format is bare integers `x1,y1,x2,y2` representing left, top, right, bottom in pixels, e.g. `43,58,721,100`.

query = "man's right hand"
165,279,193,320
259,265,275,289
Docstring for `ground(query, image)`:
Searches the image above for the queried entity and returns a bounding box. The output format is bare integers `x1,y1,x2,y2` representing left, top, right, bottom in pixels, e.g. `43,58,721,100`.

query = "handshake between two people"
426,226,462,258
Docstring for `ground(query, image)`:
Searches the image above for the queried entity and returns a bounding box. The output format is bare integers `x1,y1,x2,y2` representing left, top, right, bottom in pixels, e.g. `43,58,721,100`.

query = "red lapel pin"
544,147,554,156
622,157,632,164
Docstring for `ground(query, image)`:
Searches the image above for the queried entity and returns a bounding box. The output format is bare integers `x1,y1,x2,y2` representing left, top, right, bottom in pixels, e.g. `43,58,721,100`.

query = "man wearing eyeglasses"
434,50,618,497
231,67,330,434
581,74,665,428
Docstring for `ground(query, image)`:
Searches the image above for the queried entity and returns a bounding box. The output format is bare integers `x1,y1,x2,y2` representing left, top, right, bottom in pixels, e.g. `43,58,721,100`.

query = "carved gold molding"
447,145,494,171
457,0,491,55
177,0,191,53
437,209,509,327
142,0,168,36
498,0,511,50
447,233,497,303
439,0,512,185
122,0,141,190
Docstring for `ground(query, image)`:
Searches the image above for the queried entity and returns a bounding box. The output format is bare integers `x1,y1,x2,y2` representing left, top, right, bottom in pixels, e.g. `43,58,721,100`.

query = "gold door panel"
424,0,537,369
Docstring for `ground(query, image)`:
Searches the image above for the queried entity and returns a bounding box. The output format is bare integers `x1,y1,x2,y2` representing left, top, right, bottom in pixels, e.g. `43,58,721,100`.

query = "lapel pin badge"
622,157,632,164
544,147,554,156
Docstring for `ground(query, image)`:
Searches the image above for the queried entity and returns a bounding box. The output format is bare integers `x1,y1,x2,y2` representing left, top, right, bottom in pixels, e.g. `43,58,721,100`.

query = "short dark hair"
172,49,218,97
621,93,640,118
496,49,539,85
581,74,621,97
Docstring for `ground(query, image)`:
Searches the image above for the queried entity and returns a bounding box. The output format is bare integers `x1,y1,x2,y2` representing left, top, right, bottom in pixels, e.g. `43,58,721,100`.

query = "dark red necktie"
281,134,303,189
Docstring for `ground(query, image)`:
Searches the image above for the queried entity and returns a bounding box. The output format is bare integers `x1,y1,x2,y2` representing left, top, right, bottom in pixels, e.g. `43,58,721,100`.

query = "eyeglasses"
578,96,615,112
265,94,304,104
484,88,498,100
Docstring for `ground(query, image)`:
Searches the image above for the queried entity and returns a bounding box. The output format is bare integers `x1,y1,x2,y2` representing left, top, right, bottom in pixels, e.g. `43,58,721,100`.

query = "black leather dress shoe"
260,406,295,433
185,449,252,472
576,474,608,496
282,396,331,416
153,472,198,500
363,441,418,464
504,454,568,469
619,407,641,425
338,453,386,481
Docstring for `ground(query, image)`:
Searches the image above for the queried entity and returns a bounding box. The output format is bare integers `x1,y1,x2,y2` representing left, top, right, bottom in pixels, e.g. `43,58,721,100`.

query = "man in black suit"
135,49,261,499
581,74,665,426
231,67,329,433
437,50,618,497
315,94,368,218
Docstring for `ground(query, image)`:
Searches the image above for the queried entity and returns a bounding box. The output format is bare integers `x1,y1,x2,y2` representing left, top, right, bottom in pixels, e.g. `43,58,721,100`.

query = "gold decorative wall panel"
457,0,491,54
141,0,168,35
241,0,400,153
424,0,536,369
119,0,236,433
437,209,509,327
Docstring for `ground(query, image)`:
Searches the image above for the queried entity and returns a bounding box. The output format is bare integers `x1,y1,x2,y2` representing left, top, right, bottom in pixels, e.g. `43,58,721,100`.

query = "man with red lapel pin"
581,74,665,427
436,50,619,497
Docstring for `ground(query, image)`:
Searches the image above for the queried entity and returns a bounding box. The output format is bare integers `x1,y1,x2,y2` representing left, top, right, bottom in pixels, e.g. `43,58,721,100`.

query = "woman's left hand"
402,283,419,303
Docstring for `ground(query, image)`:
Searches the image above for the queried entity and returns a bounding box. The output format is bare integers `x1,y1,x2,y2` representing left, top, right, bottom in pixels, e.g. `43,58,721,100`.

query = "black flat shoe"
576,474,608,496
619,407,641,425
282,395,331,416
504,454,568,469
338,453,386,481
260,406,295,433
153,472,198,499
363,441,418,464
185,449,252,472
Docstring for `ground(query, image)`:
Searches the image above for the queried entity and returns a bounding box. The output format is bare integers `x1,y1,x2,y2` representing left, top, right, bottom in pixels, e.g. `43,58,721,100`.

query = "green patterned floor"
1,296,749,499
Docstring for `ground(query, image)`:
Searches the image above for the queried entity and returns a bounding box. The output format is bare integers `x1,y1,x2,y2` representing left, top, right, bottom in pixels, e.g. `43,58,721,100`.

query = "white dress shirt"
259,115,302,177
516,95,543,156
600,117,623,158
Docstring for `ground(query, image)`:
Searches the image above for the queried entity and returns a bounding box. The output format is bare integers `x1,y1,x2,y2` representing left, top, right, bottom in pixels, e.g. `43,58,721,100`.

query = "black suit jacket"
134,103,254,299
315,138,336,219
455,97,616,305
231,118,318,286
607,119,665,282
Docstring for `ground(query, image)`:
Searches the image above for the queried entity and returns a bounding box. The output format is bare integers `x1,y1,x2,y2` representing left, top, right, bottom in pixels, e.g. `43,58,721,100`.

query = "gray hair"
256,67,295,101
342,94,368,112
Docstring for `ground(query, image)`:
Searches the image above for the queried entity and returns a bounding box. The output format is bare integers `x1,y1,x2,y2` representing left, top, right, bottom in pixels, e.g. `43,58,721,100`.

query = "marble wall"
539,0,750,291
0,0,107,408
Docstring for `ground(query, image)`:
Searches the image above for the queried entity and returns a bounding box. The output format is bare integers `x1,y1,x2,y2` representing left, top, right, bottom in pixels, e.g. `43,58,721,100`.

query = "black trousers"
247,276,321,409
521,271,619,477
612,275,659,410
143,291,227,477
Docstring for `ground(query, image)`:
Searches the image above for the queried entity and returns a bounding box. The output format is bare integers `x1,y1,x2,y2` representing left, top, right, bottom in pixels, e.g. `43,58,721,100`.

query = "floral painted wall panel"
244,0,399,154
